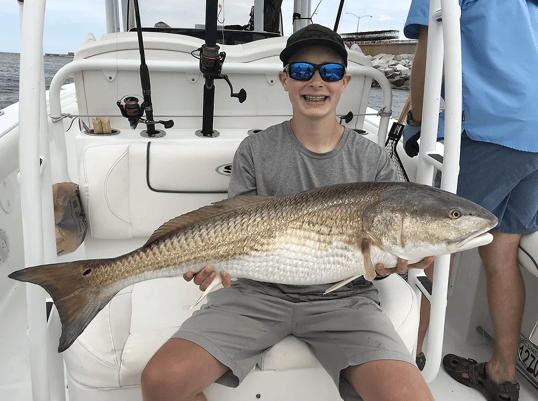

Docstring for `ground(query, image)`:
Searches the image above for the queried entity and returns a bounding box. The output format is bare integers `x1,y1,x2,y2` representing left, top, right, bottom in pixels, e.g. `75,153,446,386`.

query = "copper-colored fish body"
9,182,498,352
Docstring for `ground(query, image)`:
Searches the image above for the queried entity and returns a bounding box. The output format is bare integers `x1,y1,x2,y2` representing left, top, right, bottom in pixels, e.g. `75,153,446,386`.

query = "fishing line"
65,116,78,132
217,1,226,44
217,1,225,24
311,0,324,19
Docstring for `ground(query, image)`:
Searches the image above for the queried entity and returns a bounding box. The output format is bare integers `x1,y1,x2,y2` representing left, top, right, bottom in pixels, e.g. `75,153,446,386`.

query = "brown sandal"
442,354,519,401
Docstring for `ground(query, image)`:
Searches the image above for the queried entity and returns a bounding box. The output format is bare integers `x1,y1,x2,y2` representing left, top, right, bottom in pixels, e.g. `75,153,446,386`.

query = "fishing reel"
116,95,174,131
195,45,247,103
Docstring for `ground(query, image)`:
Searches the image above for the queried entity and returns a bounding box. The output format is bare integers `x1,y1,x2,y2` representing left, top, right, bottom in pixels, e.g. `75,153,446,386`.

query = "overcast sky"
0,0,413,54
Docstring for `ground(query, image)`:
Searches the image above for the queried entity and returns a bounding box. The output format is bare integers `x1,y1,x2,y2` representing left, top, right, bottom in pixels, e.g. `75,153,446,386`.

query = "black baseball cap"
279,24,348,67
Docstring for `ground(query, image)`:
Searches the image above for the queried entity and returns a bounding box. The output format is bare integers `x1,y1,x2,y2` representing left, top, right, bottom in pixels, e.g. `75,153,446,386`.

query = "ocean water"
0,52,74,110
0,51,409,117
369,87,409,120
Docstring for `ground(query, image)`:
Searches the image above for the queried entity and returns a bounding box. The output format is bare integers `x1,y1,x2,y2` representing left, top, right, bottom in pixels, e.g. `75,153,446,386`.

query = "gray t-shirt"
228,120,399,302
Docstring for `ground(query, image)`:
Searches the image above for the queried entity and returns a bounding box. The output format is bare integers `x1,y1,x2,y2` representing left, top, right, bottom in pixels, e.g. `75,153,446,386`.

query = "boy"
141,24,434,401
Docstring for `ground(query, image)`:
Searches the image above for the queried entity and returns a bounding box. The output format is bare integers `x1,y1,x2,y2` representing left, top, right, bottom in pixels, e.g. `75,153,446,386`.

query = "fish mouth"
447,228,494,252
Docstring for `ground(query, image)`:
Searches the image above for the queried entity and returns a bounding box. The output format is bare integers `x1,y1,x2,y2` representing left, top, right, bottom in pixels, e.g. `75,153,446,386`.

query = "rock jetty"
350,45,414,90
369,53,414,90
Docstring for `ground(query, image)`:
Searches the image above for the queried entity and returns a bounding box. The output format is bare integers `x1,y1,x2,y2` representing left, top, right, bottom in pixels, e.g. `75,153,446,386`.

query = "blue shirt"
404,0,538,152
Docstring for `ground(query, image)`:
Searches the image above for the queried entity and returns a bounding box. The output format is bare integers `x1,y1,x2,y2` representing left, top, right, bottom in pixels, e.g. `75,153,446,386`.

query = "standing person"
403,1,538,400
141,24,434,401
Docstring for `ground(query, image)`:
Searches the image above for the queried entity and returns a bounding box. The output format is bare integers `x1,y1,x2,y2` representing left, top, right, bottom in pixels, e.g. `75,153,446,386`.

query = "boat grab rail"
407,0,463,383
49,59,393,121
48,58,393,177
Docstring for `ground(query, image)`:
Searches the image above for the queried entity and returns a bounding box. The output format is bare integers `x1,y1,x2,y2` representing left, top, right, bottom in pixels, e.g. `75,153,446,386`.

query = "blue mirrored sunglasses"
285,62,346,82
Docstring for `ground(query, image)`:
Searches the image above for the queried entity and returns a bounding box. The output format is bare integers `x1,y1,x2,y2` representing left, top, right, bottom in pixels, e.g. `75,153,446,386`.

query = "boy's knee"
141,361,163,393
141,357,182,396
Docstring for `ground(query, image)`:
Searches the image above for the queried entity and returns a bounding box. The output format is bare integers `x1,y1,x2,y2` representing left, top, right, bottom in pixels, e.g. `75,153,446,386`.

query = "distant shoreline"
0,51,74,57
45,52,74,58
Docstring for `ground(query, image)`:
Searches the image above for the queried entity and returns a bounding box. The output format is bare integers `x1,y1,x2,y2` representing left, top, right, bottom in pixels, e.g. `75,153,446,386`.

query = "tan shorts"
173,281,414,400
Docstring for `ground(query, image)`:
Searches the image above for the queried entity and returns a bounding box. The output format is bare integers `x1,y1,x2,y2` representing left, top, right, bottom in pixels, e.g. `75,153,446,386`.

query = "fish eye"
449,209,462,219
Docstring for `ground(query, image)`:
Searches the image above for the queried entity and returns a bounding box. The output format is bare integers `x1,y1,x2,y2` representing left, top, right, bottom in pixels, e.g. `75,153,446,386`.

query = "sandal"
416,352,426,371
442,354,520,401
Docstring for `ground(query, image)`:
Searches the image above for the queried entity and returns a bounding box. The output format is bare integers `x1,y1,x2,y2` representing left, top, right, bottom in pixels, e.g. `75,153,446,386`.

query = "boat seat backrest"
78,140,238,239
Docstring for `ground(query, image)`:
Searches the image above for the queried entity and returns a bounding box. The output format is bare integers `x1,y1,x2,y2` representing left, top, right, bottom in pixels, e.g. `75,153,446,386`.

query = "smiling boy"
141,24,434,401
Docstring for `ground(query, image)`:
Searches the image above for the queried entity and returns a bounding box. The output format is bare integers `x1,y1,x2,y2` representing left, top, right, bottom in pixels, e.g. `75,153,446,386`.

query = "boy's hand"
375,256,435,276
183,265,232,291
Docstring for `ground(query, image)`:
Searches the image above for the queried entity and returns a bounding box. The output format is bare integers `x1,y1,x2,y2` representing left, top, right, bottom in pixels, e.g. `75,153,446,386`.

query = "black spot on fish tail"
8,260,118,352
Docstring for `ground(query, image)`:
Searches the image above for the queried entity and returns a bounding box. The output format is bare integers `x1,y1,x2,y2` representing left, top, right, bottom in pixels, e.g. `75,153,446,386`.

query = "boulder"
365,53,413,90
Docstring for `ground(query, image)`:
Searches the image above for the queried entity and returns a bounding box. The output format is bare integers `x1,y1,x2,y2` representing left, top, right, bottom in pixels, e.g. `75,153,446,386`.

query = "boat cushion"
61,273,418,389
78,141,236,239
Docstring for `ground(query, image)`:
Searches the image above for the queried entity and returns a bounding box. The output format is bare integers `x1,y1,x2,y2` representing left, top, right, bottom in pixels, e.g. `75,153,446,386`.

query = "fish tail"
8,260,117,352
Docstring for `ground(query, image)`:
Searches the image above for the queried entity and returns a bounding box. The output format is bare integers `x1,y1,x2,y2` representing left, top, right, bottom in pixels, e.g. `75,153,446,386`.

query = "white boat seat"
61,273,418,391
78,141,237,239
519,231,538,278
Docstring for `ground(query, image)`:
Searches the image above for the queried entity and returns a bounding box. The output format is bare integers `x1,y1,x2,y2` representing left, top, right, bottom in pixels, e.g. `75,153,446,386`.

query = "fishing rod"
333,0,346,32
194,0,247,138
117,0,174,137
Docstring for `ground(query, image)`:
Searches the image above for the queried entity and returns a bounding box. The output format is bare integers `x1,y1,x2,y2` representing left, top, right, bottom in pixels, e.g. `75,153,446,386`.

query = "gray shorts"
173,281,414,400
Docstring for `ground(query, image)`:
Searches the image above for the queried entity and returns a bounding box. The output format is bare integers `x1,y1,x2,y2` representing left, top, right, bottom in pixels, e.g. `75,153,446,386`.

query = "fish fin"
191,273,223,309
9,260,117,353
324,275,361,295
361,238,377,281
143,195,273,248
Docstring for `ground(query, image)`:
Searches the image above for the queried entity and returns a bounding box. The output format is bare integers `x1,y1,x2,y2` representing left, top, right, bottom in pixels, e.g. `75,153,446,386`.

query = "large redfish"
9,182,497,352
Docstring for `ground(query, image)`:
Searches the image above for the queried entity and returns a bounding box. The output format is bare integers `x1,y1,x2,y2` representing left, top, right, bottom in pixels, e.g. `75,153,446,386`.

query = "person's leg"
296,293,428,400
342,360,434,401
442,232,523,400
141,284,293,401
479,231,524,384
141,338,229,401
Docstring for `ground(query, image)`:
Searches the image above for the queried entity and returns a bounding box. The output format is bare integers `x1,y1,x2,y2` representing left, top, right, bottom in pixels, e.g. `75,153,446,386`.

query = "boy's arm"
228,138,257,198
375,146,401,183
